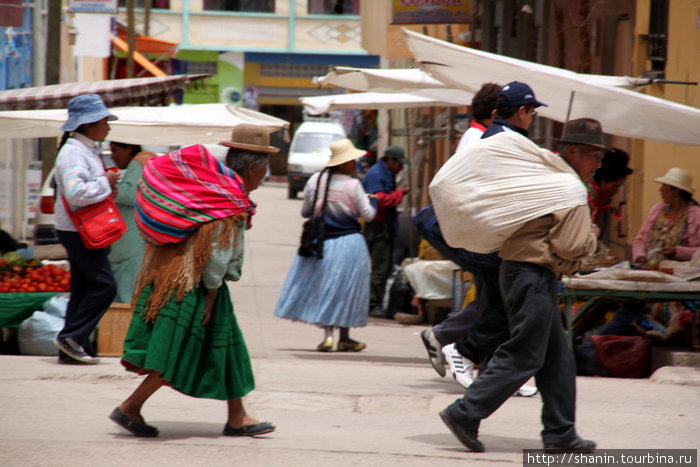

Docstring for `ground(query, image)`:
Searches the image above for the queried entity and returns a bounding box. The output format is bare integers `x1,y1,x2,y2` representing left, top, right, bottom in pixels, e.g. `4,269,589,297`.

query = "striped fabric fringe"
135,144,253,245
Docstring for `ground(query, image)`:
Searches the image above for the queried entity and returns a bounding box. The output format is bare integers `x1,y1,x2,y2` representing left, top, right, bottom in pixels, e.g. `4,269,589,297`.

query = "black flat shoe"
223,421,275,437
109,407,159,437
439,409,484,452
544,437,596,453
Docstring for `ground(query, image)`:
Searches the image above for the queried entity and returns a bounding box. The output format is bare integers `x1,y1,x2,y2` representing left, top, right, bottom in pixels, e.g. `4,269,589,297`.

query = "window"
203,0,274,12
260,63,329,78
647,0,668,73
118,0,170,9
308,0,359,15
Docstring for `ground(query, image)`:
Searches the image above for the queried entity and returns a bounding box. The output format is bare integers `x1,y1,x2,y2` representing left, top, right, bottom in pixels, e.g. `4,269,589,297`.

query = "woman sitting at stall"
632,167,700,266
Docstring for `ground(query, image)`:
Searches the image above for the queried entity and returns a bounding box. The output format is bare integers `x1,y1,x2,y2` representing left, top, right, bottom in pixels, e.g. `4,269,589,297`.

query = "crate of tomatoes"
0,258,70,293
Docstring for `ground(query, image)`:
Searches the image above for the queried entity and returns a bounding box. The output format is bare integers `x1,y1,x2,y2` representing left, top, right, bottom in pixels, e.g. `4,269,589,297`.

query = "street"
1,182,699,467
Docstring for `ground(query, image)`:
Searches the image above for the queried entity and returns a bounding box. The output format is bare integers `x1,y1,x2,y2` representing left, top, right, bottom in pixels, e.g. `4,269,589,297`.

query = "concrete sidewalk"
2,184,699,466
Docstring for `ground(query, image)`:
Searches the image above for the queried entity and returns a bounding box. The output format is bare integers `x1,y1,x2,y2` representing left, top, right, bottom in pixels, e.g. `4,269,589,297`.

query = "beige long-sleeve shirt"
499,205,597,277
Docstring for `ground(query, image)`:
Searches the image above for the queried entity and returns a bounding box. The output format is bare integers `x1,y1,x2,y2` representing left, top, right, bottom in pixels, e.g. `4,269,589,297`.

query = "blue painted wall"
0,5,34,91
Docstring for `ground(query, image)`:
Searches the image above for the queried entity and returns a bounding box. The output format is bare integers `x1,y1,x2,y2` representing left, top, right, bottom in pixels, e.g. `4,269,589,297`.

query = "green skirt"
122,283,255,400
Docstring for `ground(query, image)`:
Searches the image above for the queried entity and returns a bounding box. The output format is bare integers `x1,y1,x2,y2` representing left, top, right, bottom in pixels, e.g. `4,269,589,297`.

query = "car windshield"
290,133,343,154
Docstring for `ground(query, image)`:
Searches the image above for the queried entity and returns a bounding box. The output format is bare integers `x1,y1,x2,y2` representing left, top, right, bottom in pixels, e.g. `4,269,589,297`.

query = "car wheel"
288,187,297,199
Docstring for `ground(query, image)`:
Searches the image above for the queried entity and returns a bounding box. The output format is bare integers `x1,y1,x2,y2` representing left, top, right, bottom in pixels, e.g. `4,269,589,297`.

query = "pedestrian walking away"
109,124,277,438
53,93,120,365
274,138,376,351
438,118,604,454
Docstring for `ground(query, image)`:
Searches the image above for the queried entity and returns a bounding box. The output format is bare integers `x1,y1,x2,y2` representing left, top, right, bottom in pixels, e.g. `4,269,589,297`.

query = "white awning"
314,65,648,93
313,66,452,93
0,104,289,146
301,89,473,114
404,29,700,146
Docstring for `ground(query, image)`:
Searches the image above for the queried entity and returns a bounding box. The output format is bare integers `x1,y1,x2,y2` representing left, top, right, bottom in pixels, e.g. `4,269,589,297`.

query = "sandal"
316,337,333,352
223,421,275,437
109,407,159,437
337,339,366,352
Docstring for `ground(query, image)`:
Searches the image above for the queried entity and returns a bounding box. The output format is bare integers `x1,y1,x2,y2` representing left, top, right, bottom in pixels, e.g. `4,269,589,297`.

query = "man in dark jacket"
361,146,409,318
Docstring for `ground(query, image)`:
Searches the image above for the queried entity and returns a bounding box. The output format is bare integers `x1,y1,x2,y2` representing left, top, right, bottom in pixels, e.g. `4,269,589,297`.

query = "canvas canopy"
403,29,700,146
301,89,473,114
0,104,289,146
315,65,649,94
313,66,452,93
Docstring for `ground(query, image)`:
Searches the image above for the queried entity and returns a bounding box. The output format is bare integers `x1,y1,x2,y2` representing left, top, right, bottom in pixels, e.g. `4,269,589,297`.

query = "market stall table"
0,292,61,328
560,269,700,348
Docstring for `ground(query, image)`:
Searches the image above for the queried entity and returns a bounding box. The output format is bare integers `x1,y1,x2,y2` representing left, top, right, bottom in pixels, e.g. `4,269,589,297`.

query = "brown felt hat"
559,118,608,150
219,124,279,153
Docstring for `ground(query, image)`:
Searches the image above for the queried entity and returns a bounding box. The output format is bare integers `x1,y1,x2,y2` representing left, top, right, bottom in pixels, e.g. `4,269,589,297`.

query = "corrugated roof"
0,74,210,110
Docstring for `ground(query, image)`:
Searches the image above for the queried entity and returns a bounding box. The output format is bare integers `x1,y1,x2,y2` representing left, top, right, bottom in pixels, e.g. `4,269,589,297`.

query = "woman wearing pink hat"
632,167,700,265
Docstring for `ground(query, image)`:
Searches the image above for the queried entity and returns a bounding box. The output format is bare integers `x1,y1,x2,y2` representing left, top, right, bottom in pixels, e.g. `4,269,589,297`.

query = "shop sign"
391,0,471,24
68,0,117,14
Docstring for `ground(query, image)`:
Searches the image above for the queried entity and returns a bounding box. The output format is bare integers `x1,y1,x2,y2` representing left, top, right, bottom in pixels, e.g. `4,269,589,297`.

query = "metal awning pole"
127,0,135,78
565,91,575,123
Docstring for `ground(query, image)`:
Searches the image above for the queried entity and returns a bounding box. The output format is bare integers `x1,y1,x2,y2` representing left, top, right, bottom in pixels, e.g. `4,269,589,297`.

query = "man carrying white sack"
433,118,604,454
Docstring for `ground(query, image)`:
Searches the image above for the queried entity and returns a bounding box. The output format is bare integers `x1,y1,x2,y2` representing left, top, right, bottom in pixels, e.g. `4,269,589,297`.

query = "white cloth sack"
402,259,460,300
429,132,587,253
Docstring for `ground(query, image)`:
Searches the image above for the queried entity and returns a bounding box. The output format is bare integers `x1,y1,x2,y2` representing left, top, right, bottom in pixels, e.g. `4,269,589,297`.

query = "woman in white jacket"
53,94,121,364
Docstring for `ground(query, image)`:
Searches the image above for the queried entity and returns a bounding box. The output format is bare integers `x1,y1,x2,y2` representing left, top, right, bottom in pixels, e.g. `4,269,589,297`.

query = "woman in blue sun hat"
53,93,121,365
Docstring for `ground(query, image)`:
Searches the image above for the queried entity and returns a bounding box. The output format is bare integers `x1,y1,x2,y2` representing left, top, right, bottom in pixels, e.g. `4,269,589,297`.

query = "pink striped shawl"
135,144,253,245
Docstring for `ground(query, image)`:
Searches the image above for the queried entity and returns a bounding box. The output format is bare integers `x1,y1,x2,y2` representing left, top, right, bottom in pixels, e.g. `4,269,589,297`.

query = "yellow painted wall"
630,0,700,242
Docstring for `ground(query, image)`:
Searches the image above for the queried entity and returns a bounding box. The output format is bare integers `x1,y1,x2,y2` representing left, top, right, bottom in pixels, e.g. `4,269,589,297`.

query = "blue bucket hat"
496,81,547,108
60,94,117,131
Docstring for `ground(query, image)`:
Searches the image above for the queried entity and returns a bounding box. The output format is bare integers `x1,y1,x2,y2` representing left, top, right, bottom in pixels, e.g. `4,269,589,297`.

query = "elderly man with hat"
439,118,604,454
53,93,121,365
110,124,277,438
361,145,410,318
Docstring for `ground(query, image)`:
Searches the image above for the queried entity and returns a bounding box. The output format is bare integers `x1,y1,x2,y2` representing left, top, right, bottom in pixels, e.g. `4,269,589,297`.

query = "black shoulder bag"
298,170,331,259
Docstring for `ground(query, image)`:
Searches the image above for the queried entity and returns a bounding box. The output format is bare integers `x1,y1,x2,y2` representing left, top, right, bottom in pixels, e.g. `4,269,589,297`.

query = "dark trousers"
57,230,117,355
434,270,505,357
446,261,577,445
452,267,509,363
363,221,394,310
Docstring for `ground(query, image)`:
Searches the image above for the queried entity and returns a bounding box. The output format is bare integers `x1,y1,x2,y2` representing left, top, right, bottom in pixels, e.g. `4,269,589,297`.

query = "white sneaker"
514,382,538,397
420,329,446,377
442,343,474,389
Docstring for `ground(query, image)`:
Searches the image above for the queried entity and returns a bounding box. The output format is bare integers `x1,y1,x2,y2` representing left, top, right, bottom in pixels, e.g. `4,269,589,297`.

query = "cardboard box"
97,302,132,357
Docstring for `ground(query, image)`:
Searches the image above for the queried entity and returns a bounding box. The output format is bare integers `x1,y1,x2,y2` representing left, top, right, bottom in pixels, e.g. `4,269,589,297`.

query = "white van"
286,120,346,199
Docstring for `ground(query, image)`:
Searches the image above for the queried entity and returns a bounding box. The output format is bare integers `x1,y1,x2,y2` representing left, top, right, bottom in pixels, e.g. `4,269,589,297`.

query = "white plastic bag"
18,311,64,356
42,293,70,318
429,132,587,253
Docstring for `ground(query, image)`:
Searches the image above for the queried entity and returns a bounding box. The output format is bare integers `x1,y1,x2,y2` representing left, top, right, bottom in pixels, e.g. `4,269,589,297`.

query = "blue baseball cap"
60,94,117,131
496,81,547,108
